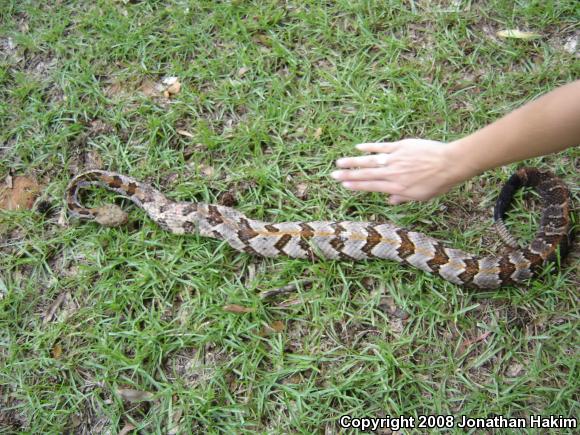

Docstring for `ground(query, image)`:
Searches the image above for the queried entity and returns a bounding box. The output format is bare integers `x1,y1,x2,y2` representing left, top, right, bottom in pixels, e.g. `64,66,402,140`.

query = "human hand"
331,139,475,204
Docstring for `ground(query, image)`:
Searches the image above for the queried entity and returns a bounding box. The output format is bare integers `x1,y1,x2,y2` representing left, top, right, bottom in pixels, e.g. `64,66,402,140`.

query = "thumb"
388,195,406,205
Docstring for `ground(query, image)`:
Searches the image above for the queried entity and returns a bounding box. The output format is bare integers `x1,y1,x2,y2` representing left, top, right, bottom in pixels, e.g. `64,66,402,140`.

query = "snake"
65,167,574,289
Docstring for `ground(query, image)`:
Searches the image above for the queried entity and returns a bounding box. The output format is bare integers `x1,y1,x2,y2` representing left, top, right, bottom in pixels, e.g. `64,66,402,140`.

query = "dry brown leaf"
496,29,541,40
162,76,181,95
43,292,68,324
176,129,194,138
270,320,285,332
237,66,250,77
51,343,63,359
93,204,128,227
167,81,181,95
259,320,286,336
275,298,305,308
458,330,492,354
117,388,154,402
0,175,42,211
118,423,136,435
313,127,323,140
223,304,255,314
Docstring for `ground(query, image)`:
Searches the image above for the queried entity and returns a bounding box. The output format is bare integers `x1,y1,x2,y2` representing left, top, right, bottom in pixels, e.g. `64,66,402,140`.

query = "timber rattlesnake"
66,168,573,289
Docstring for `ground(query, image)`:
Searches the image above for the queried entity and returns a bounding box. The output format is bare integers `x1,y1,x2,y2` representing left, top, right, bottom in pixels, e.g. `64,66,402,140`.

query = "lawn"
1,0,578,433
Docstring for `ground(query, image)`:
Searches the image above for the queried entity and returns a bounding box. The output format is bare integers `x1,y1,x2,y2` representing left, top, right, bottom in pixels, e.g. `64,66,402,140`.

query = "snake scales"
66,168,573,289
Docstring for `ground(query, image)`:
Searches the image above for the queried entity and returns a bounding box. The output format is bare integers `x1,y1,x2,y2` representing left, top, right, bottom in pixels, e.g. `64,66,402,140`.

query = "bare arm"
333,80,580,204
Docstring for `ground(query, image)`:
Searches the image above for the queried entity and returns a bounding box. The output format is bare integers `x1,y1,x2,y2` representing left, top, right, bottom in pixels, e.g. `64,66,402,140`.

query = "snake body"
66,168,573,289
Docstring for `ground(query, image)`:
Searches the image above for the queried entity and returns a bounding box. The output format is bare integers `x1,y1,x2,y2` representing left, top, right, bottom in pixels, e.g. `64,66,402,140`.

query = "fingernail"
355,144,364,150
335,158,346,167
331,171,342,179
342,181,353,188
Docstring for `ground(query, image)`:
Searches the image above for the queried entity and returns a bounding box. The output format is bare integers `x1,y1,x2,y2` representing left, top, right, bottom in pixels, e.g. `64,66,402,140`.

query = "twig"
259,279,313,300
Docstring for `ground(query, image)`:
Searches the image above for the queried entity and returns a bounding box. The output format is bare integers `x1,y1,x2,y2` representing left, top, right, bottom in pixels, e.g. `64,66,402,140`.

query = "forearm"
449,80,580,179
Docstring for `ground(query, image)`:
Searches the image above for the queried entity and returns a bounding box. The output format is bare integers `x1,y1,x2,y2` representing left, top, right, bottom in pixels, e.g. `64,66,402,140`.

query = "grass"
1,0,578,433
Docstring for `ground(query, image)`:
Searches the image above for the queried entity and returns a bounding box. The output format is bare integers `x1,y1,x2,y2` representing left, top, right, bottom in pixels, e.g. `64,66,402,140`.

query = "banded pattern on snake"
66,168,573,289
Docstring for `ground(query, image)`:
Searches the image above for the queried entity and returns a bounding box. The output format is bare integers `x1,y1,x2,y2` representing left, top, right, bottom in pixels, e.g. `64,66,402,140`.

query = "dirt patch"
163,343,233,388
0,366,28,430
0,175,42,211
0,37,19,62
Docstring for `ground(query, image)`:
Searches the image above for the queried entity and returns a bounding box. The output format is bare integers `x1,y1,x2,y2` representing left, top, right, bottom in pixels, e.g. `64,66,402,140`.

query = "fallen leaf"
118,423,136,435
0,175,42,211
259,279,313,299
458,330,492,354
167,82,181,95
313,127,323,140
223,304,255,314
176,129,194,138
51,343,63,359
237,66,249,77
275,298,305,308
496,29,541,40
93,204,128,227
43,292,69,324
259,320,286,336
4,174,13,188
162,76,181,95
117,388,154,402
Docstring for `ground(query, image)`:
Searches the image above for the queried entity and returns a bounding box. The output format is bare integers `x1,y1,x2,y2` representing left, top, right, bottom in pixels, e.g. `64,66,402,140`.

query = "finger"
388,195,414,205
341,180,404,194
355,142,400,153
335,153,391,168
331,167,393,181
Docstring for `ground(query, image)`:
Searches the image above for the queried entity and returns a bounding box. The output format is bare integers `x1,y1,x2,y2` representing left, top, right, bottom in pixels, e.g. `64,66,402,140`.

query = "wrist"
443,139,483,184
